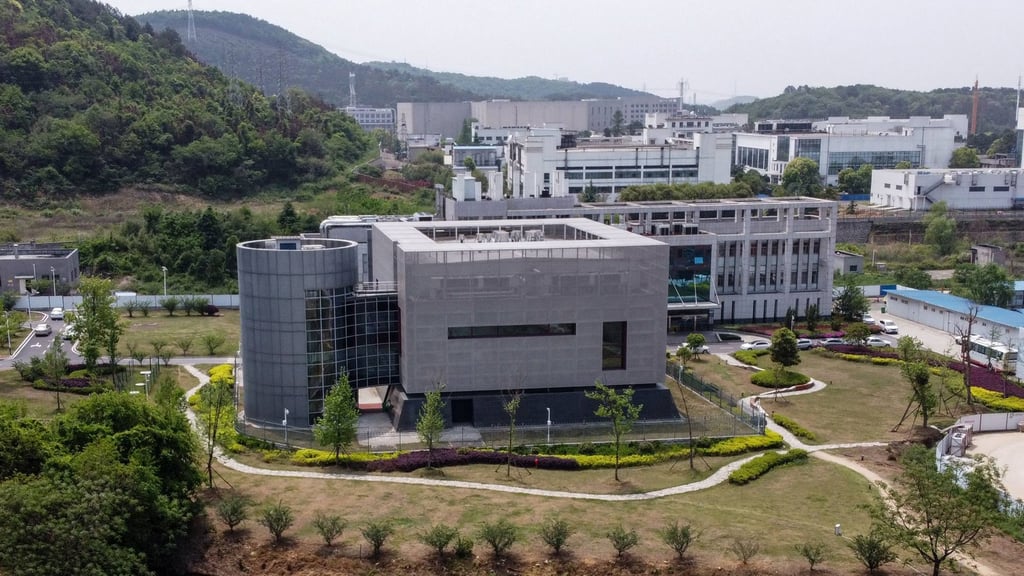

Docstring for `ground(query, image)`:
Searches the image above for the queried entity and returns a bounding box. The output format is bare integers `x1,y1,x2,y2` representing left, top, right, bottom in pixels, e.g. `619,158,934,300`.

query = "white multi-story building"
735,115,968,186
870,168,1024,211
342,106,395,133
505,127,732,200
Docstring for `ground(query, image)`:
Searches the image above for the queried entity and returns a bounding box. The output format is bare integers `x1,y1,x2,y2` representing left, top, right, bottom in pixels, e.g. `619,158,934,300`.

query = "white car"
50,307,64,320
819,337,845,346
861,314,876,324
796,338,814,350
740,339,772,350
33,323,52,337
677,342,710,354
877,319,899,334
61,324,76,341
865,336,892,347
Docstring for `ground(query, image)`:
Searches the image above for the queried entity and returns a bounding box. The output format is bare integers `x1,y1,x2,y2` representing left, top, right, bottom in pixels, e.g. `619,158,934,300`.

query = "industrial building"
0,242,79,294
869,168,1024,211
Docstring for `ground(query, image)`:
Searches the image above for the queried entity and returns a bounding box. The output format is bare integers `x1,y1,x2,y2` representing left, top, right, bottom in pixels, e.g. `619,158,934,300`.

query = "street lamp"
50,266,55,301
3,311,11,353
161,266,168,297
282,408,290,446
140,370,152,396
546,407,551,445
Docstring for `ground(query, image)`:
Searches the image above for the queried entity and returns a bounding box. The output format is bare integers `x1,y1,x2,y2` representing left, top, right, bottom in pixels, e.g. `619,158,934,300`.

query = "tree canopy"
951,263,1013,308
0,0,372,200
778,157,823,197
949,147,981,169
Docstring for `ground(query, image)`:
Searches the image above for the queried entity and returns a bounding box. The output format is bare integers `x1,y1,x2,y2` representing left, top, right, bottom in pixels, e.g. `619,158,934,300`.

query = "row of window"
447,323,576,339
565,169,697,180
968,186,1012,192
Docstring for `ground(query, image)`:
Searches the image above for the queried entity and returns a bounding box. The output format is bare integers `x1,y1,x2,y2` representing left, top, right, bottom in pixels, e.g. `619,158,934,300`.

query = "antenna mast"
349,72,356,107
677,78,688,113
186,0,197,42
970,77,979,136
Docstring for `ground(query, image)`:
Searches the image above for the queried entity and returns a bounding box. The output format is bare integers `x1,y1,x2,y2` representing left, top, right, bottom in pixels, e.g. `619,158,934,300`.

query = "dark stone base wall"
387,384,680,431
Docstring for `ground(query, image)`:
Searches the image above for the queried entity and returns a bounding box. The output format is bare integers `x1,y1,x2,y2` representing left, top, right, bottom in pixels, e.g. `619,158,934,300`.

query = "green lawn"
118,309,239,359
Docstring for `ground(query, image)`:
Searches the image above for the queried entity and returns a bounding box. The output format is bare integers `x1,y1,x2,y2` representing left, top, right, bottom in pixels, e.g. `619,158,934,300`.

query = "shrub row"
291,448,394,468
365,448,581,473
750,370,809,388
970,387,1024,412
729,449,808,485
703,430,783,456
733,349,769,365
32,378,111,395
207,364,235,386
771,414,816,441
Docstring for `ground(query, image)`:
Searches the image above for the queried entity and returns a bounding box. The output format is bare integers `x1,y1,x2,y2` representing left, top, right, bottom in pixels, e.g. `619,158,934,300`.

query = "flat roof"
375,218,665,252
888,290,1024,329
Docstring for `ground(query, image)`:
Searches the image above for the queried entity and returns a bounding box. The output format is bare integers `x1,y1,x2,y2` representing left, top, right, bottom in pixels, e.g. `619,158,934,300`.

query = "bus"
966,335,1018,373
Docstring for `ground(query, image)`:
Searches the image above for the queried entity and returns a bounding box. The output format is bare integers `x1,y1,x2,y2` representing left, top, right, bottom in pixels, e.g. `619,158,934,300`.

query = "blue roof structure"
888,290,1024,330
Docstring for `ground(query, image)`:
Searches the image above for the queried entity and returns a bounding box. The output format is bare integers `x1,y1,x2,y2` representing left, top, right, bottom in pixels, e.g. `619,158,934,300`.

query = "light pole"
161,266,168,297
282,408,289,446
546,407,551,444
140,370,151,396
49,267,55,307
3,311,11,353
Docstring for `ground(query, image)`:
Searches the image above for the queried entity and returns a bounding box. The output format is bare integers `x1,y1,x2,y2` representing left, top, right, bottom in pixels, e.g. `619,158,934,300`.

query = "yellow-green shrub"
703,430,783,456
771,414,816,441
291,448,399,467
750,370,809,388
207,364,235,386
733,349,768,365
870,357,902,366
728,449,808,485
970,388,1024,411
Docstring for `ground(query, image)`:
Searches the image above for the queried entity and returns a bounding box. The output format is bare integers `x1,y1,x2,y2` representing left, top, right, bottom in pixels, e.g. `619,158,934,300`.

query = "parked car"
740,339,772,350
819,337,845,346
677,342,710,354
61,324,76,341
877,319,899,334
33,323,52,337
865,336,892,347
49,307,64,320
796,338,813,350
861,314,876,324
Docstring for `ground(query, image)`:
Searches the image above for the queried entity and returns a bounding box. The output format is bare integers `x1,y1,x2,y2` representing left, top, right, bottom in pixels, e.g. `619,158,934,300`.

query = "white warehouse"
870,168,1024,211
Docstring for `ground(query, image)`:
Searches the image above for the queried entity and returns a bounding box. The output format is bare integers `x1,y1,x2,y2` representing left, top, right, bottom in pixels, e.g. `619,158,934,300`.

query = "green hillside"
135,10,651,105
0,0,371,200
727,84,1019,133
135,10,478,108
364,60,652,101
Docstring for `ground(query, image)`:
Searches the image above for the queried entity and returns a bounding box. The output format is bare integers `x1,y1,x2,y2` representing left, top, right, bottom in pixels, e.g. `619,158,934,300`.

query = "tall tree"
949,147,981,168
837,163,873,195
833,276,870,321
72,277,119,372
314,374,360,463
779,157,823,197
42,343,69,413
901,362,936,428
198,376,233,487
873,445,1000,576
611,110,625,136
923,202,958,256
952,263,1013,307
502,390,522,477
416,383,445,470
585,382,642,482
277,201,301,234
770,328,800,369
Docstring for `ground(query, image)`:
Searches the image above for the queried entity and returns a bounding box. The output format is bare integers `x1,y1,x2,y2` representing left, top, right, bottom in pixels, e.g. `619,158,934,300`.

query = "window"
602,321,626,370
448,323,576,339
994,186,1010,192
969,186,985,192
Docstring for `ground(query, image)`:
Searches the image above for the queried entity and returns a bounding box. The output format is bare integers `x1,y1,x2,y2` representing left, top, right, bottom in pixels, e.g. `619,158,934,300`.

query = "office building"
343,106,396,133
870,167,1024,211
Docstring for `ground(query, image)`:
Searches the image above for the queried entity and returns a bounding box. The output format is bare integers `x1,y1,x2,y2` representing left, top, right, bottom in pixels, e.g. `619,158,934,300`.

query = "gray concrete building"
0,242,79,294
238,220,677,430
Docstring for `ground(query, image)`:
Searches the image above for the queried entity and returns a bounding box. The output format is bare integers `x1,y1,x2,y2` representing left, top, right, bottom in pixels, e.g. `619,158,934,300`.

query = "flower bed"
365,448,581,472
32,378,111,395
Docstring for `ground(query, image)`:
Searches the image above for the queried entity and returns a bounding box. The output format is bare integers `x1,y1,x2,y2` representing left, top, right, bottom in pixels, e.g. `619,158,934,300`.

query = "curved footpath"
178,360,999,575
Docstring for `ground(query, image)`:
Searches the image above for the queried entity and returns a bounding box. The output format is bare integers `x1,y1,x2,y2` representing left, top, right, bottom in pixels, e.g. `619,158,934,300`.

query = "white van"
877,319,899,334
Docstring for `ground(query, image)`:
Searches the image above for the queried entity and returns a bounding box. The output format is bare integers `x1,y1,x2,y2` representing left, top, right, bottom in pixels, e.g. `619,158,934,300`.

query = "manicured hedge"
365,448,581,472
750,369,809,388
703,430,783,456
728,449,808,485
970,387,1024,412
291,448,396,467
733,349,770,365
207,364,235,386
32,378,111,395
771,414,816,441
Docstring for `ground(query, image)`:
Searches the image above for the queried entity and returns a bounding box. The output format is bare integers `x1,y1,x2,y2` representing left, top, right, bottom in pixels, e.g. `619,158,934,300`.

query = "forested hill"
0,0,371,200
727,84,1019,133
135,10,478,107
135,10,651,105
363,61,652,101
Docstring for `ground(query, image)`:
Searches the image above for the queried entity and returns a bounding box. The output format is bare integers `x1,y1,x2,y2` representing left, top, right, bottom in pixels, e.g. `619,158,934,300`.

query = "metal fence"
665,360,766,433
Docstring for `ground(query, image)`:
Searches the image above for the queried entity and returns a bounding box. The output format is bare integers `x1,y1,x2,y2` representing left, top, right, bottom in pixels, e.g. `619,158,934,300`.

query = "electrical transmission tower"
186,0,197,42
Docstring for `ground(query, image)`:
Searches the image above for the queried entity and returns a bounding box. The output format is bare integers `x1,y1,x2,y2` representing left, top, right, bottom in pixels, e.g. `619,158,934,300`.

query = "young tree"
659,520,700,561
160,296,180,316
362,520,394,559
675,345,694,372
311,512,346,547
833,276,869,321
896,335,925,363
686,333,707,356
923,201,958,256
770,328,800,369
607,525,639,559
502,390,521,477
73,277,119,371
585,382,643,481
478,518,518,558
805,303,820,333
795,541,829,572
200,332,226,355
873,445,1000,576
901,362,937,428
419,523,459,559
41,342,68,412
198,377,233,487
314,374,359,463
849,529,897,574
845,322,873,346
174,336,195,356
216,492,251,533
416,383,445,470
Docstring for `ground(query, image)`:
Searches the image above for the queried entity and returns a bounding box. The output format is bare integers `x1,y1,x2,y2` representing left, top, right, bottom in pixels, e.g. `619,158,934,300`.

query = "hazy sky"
106,0,1022,103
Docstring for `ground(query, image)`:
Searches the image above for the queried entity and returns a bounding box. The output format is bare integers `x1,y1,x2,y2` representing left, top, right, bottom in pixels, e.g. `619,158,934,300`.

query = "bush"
750,369,809,388
733,349,768,365
361,520,394,558
419,523,459,559
703,431,783,456
849,531,897,573
659,520,699,560
291,448,387,468
771,414,816,441
729,449,808,485
312,512,346,547
606,525,639,558
729,538,760,564
365,448,578,473
216,492,250,532
453,536,475,559
796,541,828,571
257,501,295,543
538,516,574,555
478,518,518,558
203,304,220,316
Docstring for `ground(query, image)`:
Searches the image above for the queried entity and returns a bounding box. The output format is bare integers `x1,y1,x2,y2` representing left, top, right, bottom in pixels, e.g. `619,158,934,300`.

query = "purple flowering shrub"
366,448,579,473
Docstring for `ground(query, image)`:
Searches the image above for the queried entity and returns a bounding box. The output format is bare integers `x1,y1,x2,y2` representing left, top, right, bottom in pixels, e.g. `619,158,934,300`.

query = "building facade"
240,220,678,430
736,115,968,186
0,242,79,294
342,106,396,133
505,127,732,200
870,168,1024,211
438,196,837,329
